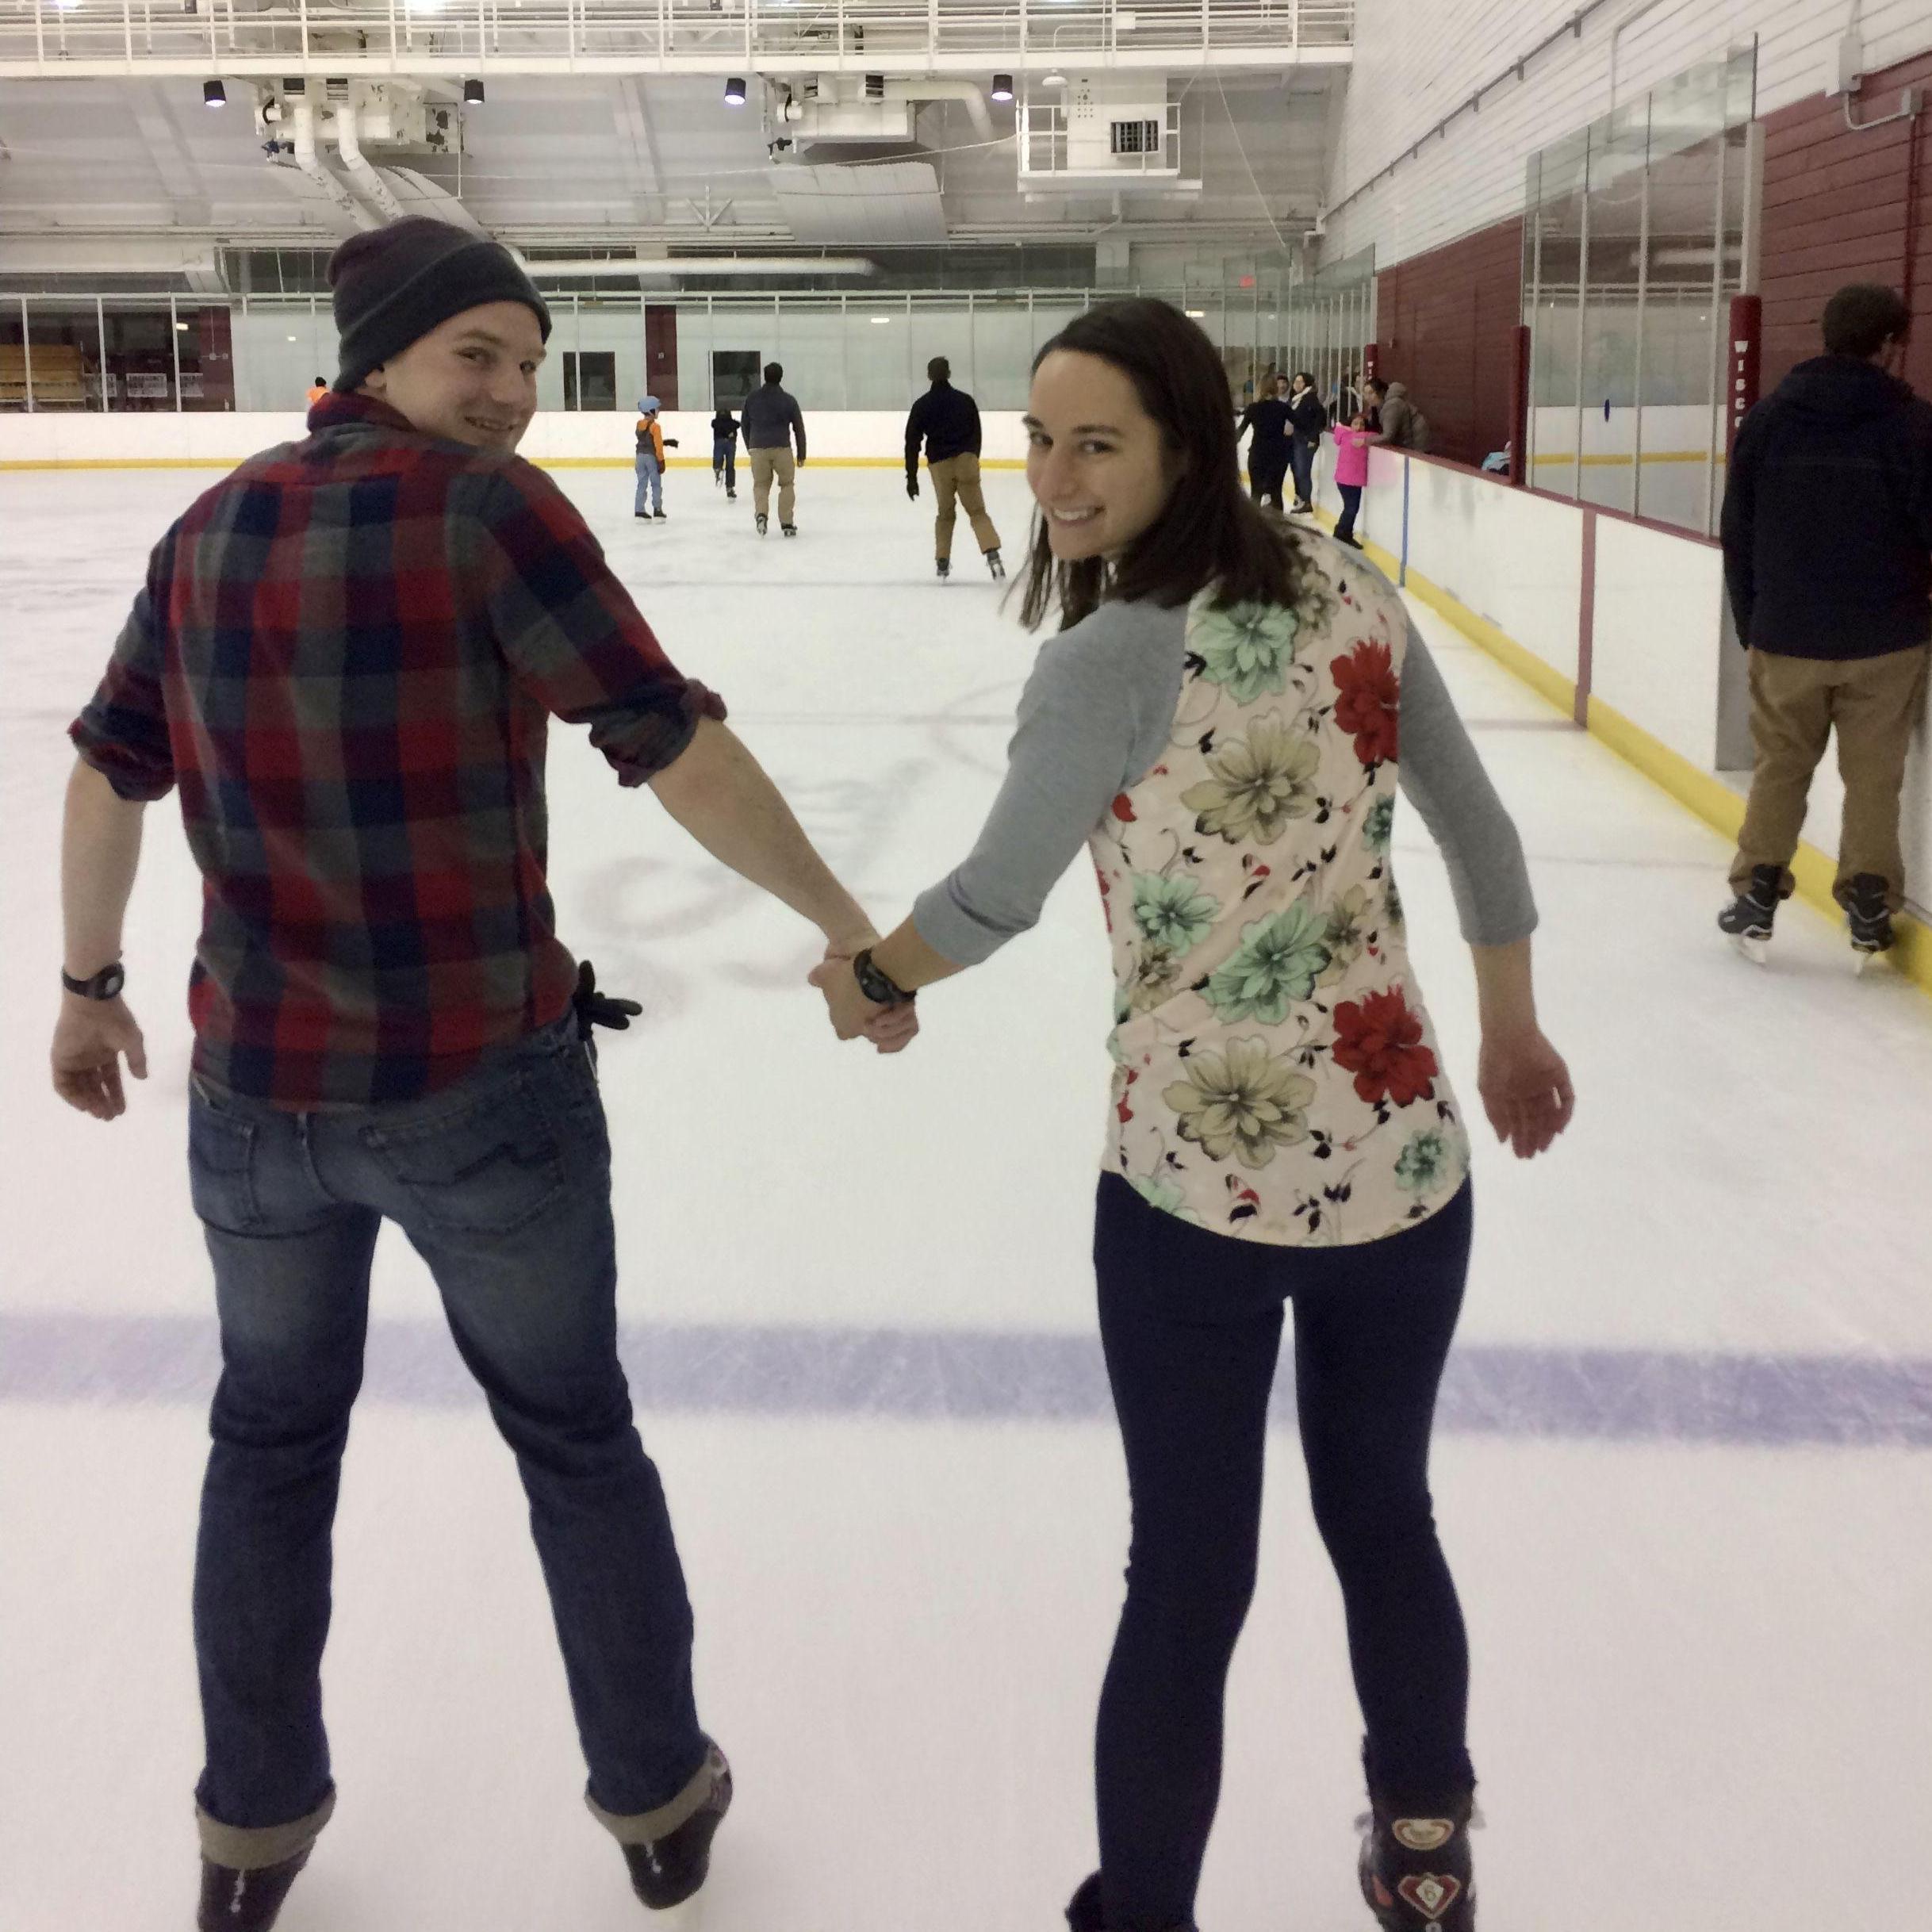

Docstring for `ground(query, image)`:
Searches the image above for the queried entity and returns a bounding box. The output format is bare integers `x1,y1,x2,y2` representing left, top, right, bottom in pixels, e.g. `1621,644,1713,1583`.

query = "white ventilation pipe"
292,99,377,231
892,80,993,140
333,102,408,224
779,78,993,140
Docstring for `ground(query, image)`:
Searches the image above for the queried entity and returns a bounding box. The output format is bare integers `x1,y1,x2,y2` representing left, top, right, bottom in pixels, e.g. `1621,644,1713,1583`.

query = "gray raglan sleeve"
1396,619,1539,946
912,603,1185,966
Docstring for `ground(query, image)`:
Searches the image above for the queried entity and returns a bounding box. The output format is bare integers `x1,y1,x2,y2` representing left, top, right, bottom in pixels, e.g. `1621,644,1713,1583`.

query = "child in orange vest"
634,397,679,519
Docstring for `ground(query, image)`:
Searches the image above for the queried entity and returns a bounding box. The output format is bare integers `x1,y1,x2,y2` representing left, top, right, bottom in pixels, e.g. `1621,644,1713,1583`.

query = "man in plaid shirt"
52,218,910,1931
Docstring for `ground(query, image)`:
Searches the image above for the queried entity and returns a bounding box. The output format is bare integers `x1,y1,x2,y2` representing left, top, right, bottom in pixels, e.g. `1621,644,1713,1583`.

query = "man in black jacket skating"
905,358,1003,580
1719,283,1932,963
1236,375,1294,512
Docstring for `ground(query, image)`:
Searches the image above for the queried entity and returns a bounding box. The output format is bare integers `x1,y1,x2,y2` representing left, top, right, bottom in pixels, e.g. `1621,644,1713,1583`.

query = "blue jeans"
1091,1173,1475,1929
711,437,736,489
634,453,663,514
1289,434,1316,506
188,1018,705,1854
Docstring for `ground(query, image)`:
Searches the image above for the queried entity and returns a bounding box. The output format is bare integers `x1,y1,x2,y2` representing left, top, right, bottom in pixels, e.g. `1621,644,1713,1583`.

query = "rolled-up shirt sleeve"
1396,617,1538,946
68,526,179,802
913,603,1184,966
473,465,726,786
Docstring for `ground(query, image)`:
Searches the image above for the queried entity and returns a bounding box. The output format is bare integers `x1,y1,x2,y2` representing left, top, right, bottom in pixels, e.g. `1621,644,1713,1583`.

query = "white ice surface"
2,465,1930,1931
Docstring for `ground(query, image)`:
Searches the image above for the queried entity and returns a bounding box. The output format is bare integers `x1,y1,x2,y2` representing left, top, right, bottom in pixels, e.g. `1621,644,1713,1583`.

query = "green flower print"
1163,1036,1318,1170
1131,872,1220,956
1394,1128,1457,1194
1363,792,1397,853
1205,901,1332,1024
1179,714,1321,846
1128,1171,1206,1225
1194,600,1302,705
1385,877,1406,933
1317,884,1373,987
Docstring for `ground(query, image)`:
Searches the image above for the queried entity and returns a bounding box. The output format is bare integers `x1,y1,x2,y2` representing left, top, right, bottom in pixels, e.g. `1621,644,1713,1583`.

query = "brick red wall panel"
1374,216,1524,469
1759,44,1932,397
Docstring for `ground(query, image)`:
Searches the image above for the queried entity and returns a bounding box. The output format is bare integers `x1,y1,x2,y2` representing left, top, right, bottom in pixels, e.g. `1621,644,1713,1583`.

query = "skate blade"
1732,933,1769,966
1853,945,1890,976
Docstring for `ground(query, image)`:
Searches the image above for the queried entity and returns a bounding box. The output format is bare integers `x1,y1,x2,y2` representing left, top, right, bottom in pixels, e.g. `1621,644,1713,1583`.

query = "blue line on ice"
3,1313,1928,1448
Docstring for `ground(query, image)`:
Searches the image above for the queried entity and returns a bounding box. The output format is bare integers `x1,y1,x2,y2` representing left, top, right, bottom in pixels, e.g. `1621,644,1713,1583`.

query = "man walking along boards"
742,359,807,536
50,216,911,1932
1718,282,1932,968
905,355,1006,581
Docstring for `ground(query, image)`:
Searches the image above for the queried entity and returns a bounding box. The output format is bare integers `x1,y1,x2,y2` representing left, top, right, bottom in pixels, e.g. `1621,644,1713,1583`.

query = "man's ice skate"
755,513,768,536
1718,863,1783,965
1846,872,1894,972
986,549,1006,581
197,1846,312,1932
613,1745,733,1912
781,523,798,538
1357,1781,1477,1932
936,558,951,580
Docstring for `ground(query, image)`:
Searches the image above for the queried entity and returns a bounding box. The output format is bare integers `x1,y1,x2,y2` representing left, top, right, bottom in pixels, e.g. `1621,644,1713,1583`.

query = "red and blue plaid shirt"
71,392,725,1110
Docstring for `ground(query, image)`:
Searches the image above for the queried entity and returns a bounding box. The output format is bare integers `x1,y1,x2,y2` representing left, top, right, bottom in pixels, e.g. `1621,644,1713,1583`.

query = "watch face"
98,964,126,999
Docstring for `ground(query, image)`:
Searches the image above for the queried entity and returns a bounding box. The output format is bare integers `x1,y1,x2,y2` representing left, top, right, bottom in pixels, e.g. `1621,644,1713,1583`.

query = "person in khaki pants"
904,357,1005,581
740,361,806,536
1719,283,1932,963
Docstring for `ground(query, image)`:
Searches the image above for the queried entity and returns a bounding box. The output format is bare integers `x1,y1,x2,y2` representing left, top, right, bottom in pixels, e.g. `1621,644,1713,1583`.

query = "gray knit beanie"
328,217,551,393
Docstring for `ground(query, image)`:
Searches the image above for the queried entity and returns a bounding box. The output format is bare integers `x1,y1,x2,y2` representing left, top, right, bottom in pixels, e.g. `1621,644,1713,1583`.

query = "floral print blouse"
1096,560,1472,1247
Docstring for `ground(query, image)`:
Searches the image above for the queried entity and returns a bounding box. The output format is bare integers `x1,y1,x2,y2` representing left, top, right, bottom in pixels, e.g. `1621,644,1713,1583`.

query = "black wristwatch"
851,949,915,1008
62,962,126,1001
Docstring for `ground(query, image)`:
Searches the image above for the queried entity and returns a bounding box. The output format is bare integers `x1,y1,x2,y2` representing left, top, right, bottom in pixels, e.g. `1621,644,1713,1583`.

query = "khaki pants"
749,447,796,524
928,452,1001,562
1731,644,1929,911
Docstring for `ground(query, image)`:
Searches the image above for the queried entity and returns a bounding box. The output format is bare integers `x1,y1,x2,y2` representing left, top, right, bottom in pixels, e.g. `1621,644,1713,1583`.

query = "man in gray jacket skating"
741,362,807,535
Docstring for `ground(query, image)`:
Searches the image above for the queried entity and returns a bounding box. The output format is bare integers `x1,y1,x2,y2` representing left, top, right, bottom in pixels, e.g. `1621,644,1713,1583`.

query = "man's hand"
809,952,918,1055
1476,1026,1574,1160
52,996,149,1121
907,477,920,501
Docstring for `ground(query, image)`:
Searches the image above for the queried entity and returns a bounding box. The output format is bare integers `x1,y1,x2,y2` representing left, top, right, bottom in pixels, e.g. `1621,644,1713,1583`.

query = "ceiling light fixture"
1042,68,1068,89
463,77,485,105
1184,309,1206,319
990,73,1014,103
870,316,892,324
203,79,227,107
723,76,747,106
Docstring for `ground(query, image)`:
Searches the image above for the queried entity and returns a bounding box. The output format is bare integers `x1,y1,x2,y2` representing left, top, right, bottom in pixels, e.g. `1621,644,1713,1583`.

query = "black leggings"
1091,1173,1475,1930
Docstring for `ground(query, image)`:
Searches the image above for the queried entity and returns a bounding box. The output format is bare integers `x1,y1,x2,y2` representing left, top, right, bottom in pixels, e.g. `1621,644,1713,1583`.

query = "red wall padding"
1372,217,1525,469
1758,44,1932,395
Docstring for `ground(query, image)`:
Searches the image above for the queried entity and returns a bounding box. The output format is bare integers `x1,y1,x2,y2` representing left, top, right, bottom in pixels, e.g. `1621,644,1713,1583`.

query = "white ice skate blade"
1732,933,1769,966
1853,948,1886,976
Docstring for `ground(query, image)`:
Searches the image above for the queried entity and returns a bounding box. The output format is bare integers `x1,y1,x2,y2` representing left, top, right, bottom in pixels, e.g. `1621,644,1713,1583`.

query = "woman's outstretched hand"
810,948,920,1055
1475,1027,1574,1160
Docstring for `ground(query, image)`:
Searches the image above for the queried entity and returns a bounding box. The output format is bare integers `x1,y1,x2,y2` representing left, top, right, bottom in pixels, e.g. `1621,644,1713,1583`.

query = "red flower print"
1330,641,1401,769
1330,986,1438,1106
1112,793,1137,822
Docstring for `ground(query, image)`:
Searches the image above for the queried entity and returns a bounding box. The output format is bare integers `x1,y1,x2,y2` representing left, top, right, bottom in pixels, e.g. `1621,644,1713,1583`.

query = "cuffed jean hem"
197,1787,335,1869
585,1743,725,1845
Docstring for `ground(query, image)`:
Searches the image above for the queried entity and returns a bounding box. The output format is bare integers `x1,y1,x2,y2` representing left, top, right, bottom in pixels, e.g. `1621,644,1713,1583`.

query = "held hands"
51,995,148,1121
809,941,919,1055
1476,1025,1575,1160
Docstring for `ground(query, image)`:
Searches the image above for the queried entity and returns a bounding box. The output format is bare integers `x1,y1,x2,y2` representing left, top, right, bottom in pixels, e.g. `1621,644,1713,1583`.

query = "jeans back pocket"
362,1071,569,1237
188,1091,263,1234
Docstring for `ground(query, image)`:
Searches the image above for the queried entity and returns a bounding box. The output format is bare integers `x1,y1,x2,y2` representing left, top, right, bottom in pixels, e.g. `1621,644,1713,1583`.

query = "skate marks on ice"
6,1309,1929,1448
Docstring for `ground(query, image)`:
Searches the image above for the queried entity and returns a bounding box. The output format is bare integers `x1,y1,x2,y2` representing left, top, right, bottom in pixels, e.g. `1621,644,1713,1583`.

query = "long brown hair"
1018,298,1325,632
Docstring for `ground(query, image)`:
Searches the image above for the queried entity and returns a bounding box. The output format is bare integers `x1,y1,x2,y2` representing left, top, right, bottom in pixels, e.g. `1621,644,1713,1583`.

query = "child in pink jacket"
1332,412,1371,549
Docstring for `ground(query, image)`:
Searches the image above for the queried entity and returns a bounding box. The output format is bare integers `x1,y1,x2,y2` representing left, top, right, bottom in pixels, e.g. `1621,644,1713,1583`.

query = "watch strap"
62,962,126,1001
851,949,914,1007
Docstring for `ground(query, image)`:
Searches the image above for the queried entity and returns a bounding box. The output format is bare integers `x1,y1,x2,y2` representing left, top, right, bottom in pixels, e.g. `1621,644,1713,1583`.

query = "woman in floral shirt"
814,301,1574,1932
